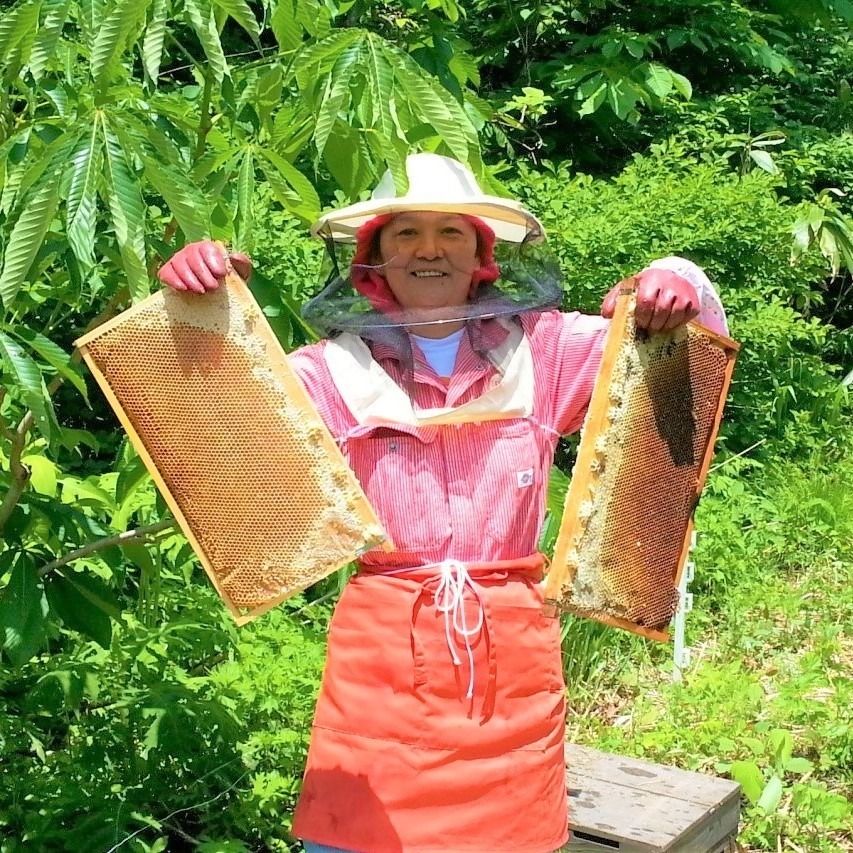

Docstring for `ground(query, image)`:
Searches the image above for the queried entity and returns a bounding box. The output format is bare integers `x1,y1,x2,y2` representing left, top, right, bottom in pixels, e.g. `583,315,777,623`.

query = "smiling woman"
378,212,480,328
156,152,728,853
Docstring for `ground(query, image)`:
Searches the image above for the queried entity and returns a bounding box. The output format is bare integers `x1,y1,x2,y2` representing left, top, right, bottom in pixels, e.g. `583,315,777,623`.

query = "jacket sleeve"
524,310,610,437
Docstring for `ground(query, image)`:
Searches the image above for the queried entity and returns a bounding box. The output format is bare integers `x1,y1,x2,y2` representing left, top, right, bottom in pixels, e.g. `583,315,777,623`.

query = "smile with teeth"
411,270,447,277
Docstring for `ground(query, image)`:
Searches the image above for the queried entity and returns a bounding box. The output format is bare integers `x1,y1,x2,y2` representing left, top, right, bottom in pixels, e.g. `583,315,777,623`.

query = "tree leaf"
749,149,779,174
0,173,62,307
211,0,260,45
90,0,150,83
382,39,471,162
29,0,70,79
9,326,89,400
669,70,693,100
546,464,569,518
0,0,43,70
270,0,301,50
12,128,80,213
76,0,105,50
365,36,398,143
606,78,643,120
256,147,320,222
20,451,59,496
234,147,254,253
0,559,48,666
142,0,168,85
0,332,56,443
314,41,360,159
295,29,361,92
578,80,607,116
140,155,210,243
184,0,229,82
44,572,117,647
645,63,673,99
101,120,149,302
65,118,102,266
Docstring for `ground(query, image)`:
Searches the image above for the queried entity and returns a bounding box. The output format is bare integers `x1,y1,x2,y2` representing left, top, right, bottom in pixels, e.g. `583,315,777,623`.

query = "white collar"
323,321,534,427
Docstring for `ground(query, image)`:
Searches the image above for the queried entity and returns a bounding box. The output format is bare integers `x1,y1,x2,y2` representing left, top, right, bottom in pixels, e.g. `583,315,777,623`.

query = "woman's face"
376,211,480,312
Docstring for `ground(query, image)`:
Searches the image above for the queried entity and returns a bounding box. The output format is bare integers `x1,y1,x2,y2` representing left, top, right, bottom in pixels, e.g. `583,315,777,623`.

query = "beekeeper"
159,153,727,853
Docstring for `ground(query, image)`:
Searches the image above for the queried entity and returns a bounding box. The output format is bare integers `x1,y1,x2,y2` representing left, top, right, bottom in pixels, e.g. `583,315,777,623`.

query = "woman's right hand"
158,240,253,293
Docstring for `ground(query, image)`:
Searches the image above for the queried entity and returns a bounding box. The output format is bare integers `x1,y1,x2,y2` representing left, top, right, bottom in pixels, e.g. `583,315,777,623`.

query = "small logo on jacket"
517,469,534,488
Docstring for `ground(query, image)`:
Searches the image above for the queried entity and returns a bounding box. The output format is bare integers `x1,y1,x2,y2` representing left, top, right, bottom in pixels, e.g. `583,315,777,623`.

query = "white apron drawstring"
433,560,485,699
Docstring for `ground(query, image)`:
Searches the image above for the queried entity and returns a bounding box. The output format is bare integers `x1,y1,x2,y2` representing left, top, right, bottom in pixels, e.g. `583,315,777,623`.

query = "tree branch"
37,519,175,578
0,410,34,535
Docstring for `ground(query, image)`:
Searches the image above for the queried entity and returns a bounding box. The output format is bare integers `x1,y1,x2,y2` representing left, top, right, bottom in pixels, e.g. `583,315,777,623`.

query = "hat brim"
311,197,546,244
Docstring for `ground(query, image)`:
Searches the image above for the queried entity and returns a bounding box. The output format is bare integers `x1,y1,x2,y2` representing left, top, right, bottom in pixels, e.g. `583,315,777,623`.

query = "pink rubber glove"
600,267,699,332
158,240,253,293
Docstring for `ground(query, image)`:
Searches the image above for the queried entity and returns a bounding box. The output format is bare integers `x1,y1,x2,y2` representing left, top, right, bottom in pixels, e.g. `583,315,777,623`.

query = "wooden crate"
563,744,741,852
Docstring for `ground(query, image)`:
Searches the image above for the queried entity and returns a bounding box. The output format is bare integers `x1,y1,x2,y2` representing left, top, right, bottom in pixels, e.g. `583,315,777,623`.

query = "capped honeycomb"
76,272,389,625
545,282,738,641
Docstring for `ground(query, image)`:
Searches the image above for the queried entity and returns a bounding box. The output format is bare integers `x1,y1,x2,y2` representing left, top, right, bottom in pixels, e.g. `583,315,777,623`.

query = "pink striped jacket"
291,309,608,566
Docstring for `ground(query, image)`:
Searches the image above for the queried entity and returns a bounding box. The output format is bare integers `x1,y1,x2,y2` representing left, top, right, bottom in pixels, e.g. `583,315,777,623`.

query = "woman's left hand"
601,268,699,332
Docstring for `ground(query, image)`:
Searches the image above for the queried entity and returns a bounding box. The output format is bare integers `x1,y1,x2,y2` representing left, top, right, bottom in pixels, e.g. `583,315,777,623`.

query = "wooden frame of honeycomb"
545,279,739,641
76,270,390,625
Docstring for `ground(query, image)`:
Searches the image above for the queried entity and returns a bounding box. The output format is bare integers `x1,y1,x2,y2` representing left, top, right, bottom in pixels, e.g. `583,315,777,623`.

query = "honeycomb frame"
545,279,739,641
76,268,390,625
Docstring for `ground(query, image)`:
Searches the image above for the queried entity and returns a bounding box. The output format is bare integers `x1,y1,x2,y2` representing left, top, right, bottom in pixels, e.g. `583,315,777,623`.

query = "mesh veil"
302,220,563,382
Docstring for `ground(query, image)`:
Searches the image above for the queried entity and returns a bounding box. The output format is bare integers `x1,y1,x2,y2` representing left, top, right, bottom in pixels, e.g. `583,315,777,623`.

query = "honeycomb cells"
548,305,737,638
80,285,386,623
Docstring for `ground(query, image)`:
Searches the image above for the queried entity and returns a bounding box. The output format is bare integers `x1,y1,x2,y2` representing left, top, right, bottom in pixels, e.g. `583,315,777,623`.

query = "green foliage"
461,0,853,165
0,0,852,848
507,151,851,456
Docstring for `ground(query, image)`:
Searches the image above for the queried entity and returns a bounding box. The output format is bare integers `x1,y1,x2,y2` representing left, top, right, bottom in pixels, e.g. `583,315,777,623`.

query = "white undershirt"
410,328,465,378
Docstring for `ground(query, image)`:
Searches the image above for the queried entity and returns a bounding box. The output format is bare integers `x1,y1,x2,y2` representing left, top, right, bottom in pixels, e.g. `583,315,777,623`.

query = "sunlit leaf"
141,155,211,243
645,63,673,99
383,39,471,162
315,41,361,159
102,121,149,302
142,0,168,85
29,0,70,79
270,0,301,50
211,0,260,45
295,28,361,92
91,0,151,83
9,327,89,400
234,147,254,252
749,149,779,174
256,147,320,222
184,0,229,82
76,0,106,50
365,36,397,143
0,0,42,71
65,119,102,266
578,81,607,116
756,776,784,813
20,452,59,496
669,71,692,100
730,760,765,804
0,330,56,440
0,175,62,308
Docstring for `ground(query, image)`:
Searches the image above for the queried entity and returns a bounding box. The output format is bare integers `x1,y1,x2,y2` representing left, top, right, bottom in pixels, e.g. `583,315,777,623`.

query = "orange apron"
292,555,568,853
